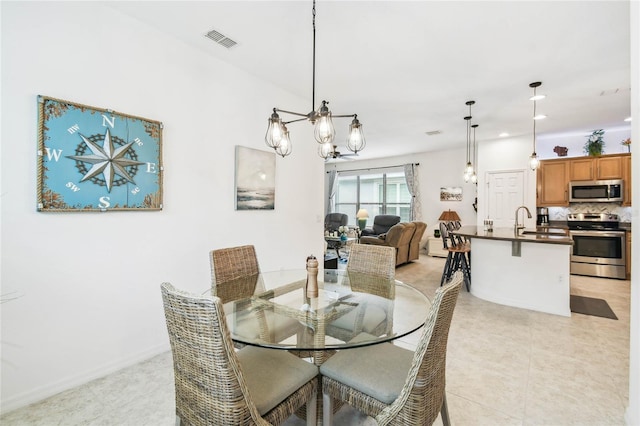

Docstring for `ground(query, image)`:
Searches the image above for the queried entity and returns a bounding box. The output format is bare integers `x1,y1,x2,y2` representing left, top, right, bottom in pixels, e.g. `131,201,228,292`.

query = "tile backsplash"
549,204,632,222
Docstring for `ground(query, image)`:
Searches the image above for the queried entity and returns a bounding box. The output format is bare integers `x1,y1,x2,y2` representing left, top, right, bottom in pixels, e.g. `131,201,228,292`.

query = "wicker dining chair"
210,245,262,303
327,244,396,343
346,244,396,280
320,271,463,426
161,282,319,426
209,245,299,348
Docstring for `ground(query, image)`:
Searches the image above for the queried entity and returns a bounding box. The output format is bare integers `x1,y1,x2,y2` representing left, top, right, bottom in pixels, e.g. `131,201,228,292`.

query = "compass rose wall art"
37,96,163,212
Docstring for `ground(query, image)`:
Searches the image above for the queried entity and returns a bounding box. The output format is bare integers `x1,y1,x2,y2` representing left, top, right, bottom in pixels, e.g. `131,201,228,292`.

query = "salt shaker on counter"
306,255,319,298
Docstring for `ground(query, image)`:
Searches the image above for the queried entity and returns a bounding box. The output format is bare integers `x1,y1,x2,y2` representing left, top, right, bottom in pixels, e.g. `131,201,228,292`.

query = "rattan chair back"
377,271,463,425
210,245,261,303
346,244,396,280
161,282,266,425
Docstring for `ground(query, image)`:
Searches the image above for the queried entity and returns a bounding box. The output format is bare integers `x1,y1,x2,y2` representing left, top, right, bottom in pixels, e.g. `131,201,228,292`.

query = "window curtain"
404,163,421,221
327,170,338,215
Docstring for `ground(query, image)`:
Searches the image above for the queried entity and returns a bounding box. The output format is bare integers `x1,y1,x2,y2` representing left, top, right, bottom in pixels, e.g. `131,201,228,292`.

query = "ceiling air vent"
425,130,442,136
205,29,237,49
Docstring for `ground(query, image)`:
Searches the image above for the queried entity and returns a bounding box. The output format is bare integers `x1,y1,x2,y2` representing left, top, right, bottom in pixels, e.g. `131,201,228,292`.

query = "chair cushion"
238,346,319,415
329,305,387,335
320,340,413,404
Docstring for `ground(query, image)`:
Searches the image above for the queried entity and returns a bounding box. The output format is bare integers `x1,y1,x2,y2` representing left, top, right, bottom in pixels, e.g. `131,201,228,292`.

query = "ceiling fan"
325,145,358,161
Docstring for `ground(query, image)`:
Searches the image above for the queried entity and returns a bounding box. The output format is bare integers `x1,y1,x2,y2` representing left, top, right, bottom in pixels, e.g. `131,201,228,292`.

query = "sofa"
360,215,401,237
359,222,416,265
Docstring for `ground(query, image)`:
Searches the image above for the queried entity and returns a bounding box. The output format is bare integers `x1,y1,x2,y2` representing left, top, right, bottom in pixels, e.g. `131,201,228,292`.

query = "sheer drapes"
404,163,421,221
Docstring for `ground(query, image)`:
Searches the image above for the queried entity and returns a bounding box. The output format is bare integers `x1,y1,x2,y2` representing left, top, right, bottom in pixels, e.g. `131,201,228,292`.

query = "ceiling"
106,1,631,161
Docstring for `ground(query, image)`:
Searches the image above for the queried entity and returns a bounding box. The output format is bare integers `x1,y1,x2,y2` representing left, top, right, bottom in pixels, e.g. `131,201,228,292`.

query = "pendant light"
264,0,364,158
529,82,543,170
470,124,478,184
463,100,475,182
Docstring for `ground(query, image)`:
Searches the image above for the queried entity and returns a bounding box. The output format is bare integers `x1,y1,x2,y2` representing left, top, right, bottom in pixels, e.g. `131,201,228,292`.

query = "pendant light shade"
529,82,543,170
264,1,363,159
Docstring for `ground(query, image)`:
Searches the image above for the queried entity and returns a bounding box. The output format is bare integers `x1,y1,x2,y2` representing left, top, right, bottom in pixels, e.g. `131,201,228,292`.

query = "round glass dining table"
210,269,431,365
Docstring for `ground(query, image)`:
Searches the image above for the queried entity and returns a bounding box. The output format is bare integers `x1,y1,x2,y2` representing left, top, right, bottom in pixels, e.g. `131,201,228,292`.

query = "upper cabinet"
569,154,624,181
537,159,569,207
538,153,631,207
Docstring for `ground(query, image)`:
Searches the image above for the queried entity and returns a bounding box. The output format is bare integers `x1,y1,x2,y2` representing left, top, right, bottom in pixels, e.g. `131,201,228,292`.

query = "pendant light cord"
312,0,316,113
532,87,537,152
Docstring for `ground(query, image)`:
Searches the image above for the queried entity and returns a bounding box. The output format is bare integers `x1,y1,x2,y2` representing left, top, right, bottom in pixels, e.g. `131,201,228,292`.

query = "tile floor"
1,254,631,425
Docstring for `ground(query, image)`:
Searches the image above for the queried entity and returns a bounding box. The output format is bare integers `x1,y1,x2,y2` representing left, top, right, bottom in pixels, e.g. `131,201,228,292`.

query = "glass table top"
210,269,431,352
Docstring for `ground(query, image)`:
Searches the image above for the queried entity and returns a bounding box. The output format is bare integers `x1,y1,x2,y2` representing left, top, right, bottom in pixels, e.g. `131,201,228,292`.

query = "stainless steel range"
567,213,627,279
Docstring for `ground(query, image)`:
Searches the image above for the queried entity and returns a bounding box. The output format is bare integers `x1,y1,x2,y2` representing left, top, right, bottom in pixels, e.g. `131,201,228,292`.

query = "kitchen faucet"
514,205,532,235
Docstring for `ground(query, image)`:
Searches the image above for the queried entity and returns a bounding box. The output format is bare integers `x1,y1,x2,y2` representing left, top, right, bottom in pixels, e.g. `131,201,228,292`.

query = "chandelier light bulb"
470,172,478,184
275,126,292,158
464,172,471,183
265,110,284,149
318,142,333,159
346,115,366,153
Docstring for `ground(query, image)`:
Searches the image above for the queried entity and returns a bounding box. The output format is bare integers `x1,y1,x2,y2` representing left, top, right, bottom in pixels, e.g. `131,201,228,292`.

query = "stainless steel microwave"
569,179,623,203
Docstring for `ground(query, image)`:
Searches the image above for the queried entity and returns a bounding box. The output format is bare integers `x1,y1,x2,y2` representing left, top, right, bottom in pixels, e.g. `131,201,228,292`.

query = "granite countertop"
452,226,574,246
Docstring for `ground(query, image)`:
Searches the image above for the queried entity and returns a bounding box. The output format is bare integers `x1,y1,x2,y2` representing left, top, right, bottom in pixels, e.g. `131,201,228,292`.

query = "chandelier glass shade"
264,1,364,158
529,81,543,170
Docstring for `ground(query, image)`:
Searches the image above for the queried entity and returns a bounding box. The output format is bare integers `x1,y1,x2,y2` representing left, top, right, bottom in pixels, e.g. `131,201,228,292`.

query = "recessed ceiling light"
499,132,509,137
533,114,547,120
529,94,546,101
624,116,632,122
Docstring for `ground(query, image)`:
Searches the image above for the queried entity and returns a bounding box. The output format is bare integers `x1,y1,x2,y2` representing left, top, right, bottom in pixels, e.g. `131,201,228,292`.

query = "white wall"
1,2,325,411
537,127,631,160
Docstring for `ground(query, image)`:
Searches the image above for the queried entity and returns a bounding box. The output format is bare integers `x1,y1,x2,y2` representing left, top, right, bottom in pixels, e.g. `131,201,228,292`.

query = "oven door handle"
569,230,626,238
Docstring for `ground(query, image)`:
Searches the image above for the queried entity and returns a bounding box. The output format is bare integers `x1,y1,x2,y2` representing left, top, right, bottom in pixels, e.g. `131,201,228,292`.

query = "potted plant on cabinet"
584,129,605,156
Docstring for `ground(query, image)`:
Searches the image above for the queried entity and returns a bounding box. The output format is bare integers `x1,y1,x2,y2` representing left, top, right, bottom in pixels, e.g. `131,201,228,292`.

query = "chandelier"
264,0,365,159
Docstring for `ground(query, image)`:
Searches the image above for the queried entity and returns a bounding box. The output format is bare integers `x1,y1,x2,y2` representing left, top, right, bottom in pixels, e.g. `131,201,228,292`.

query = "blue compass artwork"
37,96,163,211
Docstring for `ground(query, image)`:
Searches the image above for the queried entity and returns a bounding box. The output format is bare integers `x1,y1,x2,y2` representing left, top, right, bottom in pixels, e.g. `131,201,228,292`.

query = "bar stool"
439,222,471,291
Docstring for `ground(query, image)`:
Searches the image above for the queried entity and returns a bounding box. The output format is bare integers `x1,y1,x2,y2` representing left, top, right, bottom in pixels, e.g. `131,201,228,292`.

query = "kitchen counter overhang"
452,226,573,245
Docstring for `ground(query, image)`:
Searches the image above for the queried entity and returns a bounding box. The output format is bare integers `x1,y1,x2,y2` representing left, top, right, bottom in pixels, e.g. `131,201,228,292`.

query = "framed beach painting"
440,186,462,201
235,146,276,210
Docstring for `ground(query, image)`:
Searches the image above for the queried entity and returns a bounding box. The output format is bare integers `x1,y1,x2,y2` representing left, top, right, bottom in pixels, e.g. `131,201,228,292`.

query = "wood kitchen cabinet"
537,159,569,206
569,154,624,181
622,154,632,206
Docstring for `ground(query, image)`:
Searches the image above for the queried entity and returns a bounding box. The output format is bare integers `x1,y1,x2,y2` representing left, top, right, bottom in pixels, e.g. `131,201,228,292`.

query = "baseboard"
0,343,170,414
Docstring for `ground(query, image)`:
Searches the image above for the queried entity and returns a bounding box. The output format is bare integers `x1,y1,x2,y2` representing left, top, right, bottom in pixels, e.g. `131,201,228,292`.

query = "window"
334,169,411,226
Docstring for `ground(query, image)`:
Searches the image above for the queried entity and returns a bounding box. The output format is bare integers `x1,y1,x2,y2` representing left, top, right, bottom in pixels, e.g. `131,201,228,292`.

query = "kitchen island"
452,226,573,317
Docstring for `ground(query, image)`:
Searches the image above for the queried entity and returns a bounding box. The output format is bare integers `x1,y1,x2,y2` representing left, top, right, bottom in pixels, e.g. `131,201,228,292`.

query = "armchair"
324,213,348,232
360,222,416,265
360,215,401,237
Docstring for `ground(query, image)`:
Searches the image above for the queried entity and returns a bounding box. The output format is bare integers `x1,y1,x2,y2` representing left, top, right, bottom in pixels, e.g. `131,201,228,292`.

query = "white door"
486,170,525,228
